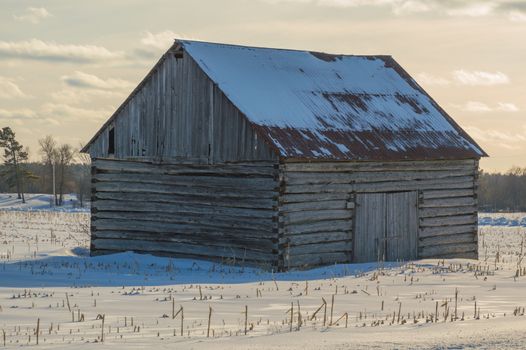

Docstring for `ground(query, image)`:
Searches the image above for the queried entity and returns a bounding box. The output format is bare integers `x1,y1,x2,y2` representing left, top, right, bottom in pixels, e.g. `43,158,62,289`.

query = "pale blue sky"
1,0,525,171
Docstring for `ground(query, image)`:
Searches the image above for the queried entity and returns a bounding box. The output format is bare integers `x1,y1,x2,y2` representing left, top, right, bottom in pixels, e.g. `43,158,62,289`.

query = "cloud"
0,76,28,99
453,70,510,86
509,10,526,21
446,3,496,17
256,0,526,20
40,103,112,123
465,125,526,150
13,7,51,24
0,108,38,120
457,101,519,113
496,102,520,112
51,88,124,105
61,71,134,90
140,30,179,50
416,72,451,86
0,39,125,63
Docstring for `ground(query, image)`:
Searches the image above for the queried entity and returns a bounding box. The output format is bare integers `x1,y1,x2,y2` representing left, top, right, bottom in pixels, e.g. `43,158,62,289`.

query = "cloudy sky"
1,0,525,172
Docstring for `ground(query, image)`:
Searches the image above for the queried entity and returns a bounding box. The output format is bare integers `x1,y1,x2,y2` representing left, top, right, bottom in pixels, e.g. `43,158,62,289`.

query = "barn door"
353,191,418,263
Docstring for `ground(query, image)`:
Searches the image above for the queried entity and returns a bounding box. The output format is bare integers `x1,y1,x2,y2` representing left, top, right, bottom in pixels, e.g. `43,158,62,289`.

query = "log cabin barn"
82,39,487,270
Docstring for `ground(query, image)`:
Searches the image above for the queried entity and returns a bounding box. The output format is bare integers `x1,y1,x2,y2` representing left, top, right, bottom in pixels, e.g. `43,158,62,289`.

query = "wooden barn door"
353,191,418,263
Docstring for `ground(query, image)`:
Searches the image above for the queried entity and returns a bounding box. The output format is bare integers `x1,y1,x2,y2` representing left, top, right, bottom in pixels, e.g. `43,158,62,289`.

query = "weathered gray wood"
419,224,476,238
353,192,386,263
280,192,349,204
91,238,275,262
287,241,352,256
281,231,351,246
280,200,348,213
420,197,476,208
420,214,477,227
419,206,476,218
93,158,277,176
419,232,477,247
386,191,418,261
419,242,477,257
94,191,276,209
87,52,278,161
285,252,350,269
92,230,276,251
420,251,478,259
282,159,476,172
279,209,352,225
94,182,276,199
284,220,352,235
421,189,474,199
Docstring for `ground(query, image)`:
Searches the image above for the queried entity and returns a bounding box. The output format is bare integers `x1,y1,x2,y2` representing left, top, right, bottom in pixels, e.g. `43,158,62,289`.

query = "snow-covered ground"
1,210,526,349
0,193,89,212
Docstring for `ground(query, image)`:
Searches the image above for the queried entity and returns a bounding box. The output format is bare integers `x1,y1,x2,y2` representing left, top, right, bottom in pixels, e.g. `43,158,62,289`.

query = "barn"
82,39,487,270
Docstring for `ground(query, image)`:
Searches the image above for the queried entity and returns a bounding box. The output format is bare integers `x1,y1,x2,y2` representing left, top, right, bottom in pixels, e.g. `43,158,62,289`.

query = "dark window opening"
108,127,115,155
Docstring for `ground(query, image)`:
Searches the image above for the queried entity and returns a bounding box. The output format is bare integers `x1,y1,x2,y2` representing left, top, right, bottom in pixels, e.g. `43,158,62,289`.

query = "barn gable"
83,47,277,162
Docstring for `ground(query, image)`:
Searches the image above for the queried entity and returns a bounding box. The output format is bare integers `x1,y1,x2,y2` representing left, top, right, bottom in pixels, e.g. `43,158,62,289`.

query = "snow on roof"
180,40,486,160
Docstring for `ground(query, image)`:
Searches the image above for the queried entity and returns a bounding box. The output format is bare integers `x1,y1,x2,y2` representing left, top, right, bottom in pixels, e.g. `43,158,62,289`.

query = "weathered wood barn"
82,40,487,270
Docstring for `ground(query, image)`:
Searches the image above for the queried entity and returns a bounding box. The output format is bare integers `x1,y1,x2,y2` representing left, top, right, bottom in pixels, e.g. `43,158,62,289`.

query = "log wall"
90,158,280,268
278,159,479,269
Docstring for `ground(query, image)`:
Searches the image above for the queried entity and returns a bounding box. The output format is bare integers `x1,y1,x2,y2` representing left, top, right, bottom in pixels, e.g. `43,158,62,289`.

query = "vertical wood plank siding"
90,158,280,268
279,159,479,268
87,52,277,163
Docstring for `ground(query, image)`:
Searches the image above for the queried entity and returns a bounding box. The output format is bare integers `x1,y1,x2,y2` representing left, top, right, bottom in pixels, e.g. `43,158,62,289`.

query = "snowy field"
0,194,89,212
1,210,526,349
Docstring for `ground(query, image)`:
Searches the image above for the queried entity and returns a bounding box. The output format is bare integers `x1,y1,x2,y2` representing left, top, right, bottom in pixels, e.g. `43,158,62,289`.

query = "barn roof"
83,40,486,160
178,40,486,160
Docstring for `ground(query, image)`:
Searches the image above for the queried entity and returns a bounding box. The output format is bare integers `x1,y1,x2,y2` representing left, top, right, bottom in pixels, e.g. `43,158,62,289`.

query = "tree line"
478,167,526,212
0,127,91,207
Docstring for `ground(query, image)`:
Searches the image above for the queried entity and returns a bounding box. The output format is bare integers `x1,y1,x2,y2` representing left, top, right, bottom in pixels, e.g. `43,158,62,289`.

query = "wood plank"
92,200,275,219
420,214,477,227
285,252,350,269
419,206,476,218
420,197,476,208
94,191,276,209
280,200,347,212
419,242,477,257
421,189,474,199
91,238,275,262
419,232,477,247
280,209,352,225
92,212,275,234
281,231,351,246
92,230,276,251
284,220,352,235
419,224,476,238
94,182,276,199
282,159,476,172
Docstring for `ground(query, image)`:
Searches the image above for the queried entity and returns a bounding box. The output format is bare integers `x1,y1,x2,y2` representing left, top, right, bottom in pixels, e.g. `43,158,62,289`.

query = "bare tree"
38,135,58,203
56,144,76,206
76,150,91,208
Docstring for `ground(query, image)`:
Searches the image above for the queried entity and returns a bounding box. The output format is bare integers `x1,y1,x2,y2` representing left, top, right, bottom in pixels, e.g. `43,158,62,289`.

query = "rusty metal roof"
180,40,486,161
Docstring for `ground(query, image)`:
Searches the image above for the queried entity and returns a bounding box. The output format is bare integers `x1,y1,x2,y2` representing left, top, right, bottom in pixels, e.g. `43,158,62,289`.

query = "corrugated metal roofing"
179,40,486,160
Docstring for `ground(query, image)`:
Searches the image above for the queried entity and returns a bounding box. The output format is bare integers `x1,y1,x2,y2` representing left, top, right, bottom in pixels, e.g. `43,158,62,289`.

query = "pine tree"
0,127,37,203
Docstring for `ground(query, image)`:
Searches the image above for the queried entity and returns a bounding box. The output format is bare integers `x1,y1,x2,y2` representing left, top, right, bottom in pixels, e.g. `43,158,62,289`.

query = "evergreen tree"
0,127,37,203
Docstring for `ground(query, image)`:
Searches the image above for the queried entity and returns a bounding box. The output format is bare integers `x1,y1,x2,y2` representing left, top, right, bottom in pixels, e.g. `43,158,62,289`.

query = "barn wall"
90,158,279,268
87,51,277,163
278,159,479,269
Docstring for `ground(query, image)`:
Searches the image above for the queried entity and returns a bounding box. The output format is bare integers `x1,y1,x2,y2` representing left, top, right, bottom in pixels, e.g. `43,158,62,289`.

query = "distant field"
1,209,526,349
0,193,89,212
